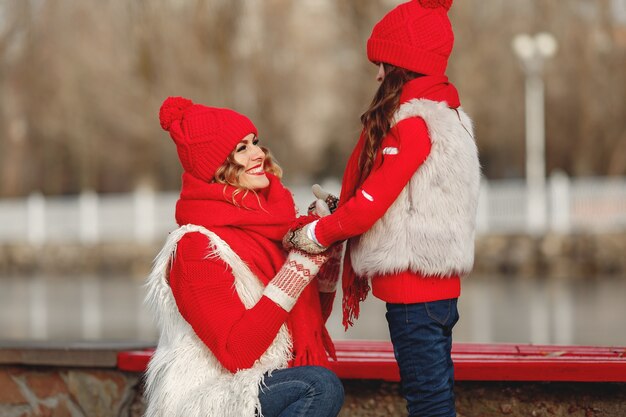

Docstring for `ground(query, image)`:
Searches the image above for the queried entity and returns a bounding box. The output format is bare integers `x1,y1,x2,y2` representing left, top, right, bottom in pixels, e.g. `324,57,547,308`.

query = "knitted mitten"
317,243,343,293
308,199,331,217
317,243,343,322
307,184,339,215
282,223,327,254
264,250,328,311
313,184,339,213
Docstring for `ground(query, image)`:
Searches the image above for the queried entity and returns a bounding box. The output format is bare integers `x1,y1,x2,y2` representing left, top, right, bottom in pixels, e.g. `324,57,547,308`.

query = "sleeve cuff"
263,285,297,312
314,216,342,247
306,220,321,246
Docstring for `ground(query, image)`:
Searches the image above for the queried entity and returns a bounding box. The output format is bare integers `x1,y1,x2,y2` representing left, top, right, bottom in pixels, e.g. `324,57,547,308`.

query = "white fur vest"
350,99,481,278
143,224,292,417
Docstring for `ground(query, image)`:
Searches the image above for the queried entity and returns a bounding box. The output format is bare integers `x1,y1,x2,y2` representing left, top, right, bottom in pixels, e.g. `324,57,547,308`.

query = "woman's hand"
317,242,344,324
283,221,328,254
264,249,330,311
317,243,344,294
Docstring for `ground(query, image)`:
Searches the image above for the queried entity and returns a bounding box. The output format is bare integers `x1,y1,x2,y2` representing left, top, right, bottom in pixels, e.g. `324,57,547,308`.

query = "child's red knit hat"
159,97,257,182
367,0,454,76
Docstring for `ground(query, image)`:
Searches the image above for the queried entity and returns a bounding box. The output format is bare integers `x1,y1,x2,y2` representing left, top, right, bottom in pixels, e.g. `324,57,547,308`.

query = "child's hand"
307,199,331,217
307,184,338,216
312,184,339,213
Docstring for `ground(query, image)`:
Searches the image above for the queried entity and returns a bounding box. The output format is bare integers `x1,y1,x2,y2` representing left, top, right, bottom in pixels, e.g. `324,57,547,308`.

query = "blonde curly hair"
213,146,283,207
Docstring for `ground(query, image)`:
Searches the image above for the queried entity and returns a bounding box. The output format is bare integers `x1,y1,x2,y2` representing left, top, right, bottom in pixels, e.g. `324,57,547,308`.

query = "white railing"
1,174,626,244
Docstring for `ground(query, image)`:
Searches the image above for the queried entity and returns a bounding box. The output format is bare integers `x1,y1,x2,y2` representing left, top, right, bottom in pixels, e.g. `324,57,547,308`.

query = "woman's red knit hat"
159,97,257,182
367,0,454,75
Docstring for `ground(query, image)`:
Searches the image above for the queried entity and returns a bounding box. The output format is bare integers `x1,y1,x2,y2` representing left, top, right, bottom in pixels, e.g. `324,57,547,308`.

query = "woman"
144,97,344,417
285,1,480,416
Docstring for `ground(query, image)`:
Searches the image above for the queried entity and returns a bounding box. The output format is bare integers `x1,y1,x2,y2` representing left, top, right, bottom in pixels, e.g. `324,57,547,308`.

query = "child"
285,1,480,416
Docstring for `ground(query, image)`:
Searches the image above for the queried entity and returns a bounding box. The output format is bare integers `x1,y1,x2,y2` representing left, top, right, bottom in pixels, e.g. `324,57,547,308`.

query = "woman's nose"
251,145,264,160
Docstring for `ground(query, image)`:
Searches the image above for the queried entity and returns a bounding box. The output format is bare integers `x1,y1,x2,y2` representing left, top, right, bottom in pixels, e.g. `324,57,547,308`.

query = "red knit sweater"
169,232,289,373
315,77,461,304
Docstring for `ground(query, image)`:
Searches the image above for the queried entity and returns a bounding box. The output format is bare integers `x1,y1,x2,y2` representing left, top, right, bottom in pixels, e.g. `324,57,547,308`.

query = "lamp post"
512,32,558,234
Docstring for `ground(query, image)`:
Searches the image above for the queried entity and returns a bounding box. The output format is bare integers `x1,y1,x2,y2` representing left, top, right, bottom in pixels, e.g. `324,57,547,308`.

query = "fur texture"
144,224,292,417
350,99,481,278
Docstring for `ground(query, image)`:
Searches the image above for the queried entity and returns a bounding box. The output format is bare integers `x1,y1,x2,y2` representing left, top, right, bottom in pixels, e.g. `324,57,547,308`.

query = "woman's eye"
236,145,246,152
252,138,259,146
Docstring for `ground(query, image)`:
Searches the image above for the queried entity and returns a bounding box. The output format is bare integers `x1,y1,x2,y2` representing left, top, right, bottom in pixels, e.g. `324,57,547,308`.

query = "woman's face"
233,133,270,190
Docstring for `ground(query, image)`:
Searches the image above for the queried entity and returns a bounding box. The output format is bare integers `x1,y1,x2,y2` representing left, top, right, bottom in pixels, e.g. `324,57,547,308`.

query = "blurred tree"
0,0,624,197
0,0,31,196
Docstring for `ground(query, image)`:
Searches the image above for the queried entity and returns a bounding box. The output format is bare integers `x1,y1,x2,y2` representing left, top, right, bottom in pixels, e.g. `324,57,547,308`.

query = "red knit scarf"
175,172,333,367
339,75,461,329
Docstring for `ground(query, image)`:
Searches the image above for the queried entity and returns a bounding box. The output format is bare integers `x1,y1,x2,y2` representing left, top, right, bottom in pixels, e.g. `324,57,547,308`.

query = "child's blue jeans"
386,298,459,417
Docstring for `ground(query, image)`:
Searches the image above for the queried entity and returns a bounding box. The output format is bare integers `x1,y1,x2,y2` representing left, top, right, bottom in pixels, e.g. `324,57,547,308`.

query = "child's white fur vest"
350,99,480,278
144,224,292,417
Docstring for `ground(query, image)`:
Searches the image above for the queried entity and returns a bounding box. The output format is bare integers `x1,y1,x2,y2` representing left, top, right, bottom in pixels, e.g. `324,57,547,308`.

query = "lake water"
1,274,625,346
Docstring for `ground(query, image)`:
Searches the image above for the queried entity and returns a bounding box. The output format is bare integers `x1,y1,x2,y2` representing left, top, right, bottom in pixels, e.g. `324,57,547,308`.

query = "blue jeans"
257,366,344,417
386,298,460,417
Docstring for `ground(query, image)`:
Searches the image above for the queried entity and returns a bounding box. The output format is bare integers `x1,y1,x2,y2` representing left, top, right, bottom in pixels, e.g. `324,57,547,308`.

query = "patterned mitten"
312,184,339,213
317,243,343,322
307,185,339,215
264,250,329,311
307,199,331,217
317,243,343,293
282,222,328,254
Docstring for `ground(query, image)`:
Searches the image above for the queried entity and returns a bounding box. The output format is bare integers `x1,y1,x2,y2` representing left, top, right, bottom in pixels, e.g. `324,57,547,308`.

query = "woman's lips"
246,164,265,175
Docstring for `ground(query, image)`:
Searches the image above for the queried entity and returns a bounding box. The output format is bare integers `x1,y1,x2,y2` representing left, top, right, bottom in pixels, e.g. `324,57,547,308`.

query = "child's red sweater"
315,79,461,304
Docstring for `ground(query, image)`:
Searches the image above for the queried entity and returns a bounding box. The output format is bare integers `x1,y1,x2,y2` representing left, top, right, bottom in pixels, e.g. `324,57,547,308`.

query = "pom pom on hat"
418,0,453,11
159,96,194,130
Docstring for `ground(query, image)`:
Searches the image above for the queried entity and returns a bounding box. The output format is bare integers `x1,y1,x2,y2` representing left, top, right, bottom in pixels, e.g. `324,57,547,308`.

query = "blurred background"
0,0,625,346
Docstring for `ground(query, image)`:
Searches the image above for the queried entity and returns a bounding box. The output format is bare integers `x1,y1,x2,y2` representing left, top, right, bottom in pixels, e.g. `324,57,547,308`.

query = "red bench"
117,341,626,382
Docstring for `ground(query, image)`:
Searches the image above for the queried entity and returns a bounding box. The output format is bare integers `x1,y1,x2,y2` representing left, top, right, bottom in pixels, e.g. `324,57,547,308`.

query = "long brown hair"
356,64,421,190
213,146,282,208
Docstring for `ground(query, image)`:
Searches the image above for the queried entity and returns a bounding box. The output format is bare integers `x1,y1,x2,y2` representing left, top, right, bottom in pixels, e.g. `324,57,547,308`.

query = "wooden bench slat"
117,341,626,382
